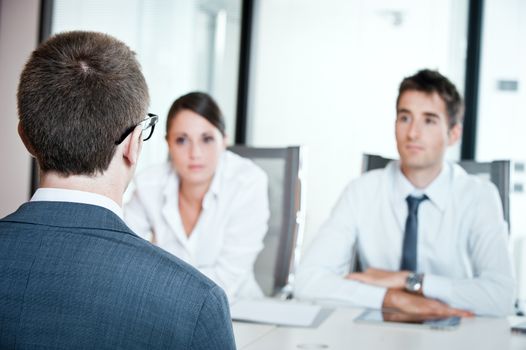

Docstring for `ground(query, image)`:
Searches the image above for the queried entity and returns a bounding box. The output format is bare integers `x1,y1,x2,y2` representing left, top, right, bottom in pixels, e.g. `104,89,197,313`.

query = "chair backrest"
229,145,306,297
362,154,511,225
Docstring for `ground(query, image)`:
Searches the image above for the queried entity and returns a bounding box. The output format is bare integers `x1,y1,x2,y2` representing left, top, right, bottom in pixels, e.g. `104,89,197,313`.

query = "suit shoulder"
134,238,219,291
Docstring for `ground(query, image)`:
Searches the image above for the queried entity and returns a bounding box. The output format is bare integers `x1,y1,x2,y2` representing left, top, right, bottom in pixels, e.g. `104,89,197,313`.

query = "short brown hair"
397,69,463,129
17,31,149,176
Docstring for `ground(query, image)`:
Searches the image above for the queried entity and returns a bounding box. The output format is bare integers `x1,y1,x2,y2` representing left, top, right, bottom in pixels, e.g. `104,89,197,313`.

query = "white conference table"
233,305,526,350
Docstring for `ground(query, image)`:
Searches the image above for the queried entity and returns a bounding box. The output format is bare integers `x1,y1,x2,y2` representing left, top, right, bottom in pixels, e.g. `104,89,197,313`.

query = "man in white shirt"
295,69,515,317
0,31,235,349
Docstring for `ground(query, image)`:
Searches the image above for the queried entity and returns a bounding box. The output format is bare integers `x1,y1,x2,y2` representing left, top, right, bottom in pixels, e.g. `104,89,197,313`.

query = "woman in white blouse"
125,92,269,301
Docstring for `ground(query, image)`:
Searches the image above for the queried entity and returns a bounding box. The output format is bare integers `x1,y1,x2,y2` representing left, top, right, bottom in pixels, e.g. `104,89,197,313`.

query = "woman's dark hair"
166,92,226,136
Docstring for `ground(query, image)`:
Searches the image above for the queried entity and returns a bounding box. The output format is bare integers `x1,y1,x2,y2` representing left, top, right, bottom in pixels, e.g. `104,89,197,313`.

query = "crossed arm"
347,268,473,318
295,179,514,317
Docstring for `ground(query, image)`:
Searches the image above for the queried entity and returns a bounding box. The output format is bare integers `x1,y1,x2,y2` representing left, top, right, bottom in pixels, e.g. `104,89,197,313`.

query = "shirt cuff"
353,284,387,309
422,274,453,301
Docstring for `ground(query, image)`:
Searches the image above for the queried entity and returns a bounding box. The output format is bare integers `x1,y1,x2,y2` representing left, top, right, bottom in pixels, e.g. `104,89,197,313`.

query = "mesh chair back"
229,146,305,296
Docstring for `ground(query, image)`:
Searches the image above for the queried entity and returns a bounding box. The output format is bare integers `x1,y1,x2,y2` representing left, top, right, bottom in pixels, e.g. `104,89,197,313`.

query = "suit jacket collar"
2,201,136,237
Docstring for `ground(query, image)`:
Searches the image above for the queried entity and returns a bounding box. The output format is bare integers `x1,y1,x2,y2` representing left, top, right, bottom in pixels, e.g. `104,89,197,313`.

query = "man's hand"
381,311,432,323
382,289,473,318
346,268,409,289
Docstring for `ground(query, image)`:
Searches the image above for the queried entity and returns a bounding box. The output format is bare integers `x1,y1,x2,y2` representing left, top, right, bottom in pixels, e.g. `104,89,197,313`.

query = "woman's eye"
203,135,215,143
175,137,187,145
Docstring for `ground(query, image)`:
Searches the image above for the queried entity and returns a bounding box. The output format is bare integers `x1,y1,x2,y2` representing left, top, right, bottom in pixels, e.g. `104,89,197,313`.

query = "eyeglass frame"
115,113,158,145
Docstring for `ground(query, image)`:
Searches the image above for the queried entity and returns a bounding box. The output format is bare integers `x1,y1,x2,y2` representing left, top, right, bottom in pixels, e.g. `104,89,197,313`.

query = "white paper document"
230,298,322,327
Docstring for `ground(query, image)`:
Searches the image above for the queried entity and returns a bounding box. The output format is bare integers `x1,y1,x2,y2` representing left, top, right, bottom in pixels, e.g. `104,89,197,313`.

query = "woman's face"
166,109,226,187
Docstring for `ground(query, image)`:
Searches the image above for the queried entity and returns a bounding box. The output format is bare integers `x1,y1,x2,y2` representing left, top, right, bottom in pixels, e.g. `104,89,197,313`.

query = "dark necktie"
400,195,428,271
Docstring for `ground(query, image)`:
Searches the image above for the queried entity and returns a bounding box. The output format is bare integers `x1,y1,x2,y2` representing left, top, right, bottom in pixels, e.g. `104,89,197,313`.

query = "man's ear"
18,121,36,157
448,123,462,146
122,127,143,166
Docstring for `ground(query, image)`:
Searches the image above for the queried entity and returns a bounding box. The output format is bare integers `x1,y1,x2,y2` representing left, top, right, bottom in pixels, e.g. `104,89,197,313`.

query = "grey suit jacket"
0,201,236,349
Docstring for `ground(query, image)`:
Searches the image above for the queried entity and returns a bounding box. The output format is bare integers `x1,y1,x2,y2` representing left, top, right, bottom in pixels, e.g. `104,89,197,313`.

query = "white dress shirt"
295,161,515,316
31,188,123,219
124,150,270,301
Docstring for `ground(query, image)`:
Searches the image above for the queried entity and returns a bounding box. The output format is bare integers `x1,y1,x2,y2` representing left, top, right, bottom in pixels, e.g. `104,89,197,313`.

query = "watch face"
412,281,422,292
406,273,423,292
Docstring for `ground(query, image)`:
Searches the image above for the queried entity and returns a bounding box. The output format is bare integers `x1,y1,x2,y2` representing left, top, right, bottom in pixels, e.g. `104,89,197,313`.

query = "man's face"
395,90,461,174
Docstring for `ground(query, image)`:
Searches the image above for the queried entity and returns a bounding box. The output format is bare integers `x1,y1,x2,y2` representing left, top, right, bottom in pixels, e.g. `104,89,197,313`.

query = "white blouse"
124,150,270,301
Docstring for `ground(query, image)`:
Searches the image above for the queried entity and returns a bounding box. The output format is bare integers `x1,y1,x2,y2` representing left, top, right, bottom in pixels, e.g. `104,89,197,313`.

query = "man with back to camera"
295,69,515,317
0,31,236,349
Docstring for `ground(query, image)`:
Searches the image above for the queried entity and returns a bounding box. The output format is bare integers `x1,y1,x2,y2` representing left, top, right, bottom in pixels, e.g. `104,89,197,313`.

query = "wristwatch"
405,272,424,293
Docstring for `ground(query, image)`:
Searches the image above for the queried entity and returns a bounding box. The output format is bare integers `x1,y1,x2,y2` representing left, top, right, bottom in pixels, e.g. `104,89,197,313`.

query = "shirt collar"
31,188,124,219
423,162,451,211
393,161,452,212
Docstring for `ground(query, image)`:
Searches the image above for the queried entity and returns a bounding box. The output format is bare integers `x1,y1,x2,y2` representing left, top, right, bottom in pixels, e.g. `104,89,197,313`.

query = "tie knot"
406,195,427,214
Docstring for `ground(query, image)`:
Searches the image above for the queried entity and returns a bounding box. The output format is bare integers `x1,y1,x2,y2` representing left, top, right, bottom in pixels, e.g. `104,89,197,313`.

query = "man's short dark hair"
17,31,149,176
396,69,463,129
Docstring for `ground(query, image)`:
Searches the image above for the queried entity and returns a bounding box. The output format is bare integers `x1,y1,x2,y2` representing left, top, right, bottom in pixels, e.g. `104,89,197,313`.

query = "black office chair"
229,145,306,297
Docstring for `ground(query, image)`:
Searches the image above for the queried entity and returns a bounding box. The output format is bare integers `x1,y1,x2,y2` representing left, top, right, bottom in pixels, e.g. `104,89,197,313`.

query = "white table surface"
233,321,276,348
233,306,526,350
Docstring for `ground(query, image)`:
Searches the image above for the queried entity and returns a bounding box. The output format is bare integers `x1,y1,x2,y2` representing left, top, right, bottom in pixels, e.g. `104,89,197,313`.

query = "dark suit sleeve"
190,286,236,349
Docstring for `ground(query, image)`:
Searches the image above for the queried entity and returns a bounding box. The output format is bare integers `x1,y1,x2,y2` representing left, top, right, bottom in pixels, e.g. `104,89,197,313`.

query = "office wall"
0,0,39,217
475,0,526,304
247,0,467,247
476,0,526,161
